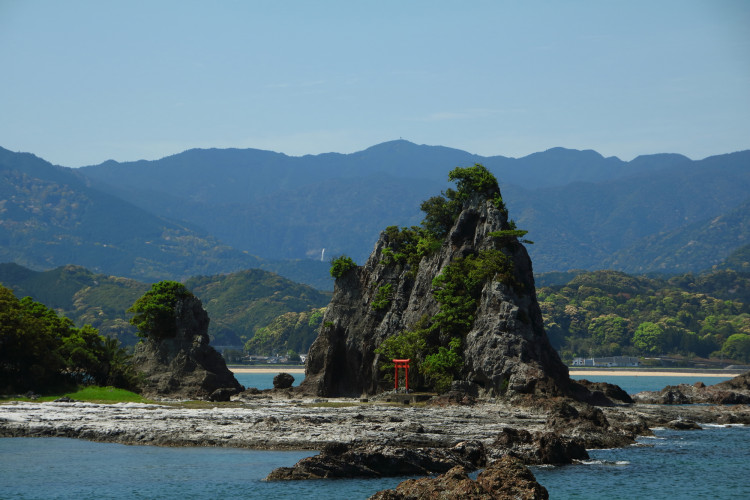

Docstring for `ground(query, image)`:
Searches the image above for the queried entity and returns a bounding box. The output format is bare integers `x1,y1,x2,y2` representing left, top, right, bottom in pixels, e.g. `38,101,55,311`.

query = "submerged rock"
131,295,243,400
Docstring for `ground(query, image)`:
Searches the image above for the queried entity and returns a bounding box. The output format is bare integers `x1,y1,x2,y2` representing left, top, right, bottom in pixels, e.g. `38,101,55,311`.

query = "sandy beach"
230,367,305,374
569,369,739,377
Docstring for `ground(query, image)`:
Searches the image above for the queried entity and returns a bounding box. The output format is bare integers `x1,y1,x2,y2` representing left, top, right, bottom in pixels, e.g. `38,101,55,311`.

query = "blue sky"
1,0,748,167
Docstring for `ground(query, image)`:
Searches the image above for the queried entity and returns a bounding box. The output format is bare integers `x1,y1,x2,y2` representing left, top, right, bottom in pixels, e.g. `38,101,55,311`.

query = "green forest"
539,269,750,364
0,284,137,394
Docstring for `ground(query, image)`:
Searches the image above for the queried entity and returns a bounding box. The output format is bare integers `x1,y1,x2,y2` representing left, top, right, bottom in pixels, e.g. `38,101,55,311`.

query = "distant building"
572,356,640,367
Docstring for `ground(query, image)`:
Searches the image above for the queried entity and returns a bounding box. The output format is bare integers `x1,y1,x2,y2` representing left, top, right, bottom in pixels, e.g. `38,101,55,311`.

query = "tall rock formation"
132,294,243,400
301,166,570,398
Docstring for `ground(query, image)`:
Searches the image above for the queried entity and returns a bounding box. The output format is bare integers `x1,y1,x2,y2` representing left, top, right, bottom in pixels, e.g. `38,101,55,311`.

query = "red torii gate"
392,358,410,392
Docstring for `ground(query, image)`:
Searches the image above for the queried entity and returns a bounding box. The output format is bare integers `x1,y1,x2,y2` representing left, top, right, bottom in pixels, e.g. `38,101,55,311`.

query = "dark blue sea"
2,373,748,499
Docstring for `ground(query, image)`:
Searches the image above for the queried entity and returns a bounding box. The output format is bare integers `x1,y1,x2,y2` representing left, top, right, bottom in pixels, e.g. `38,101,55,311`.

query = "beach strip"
231,367,305,374
569,370,738,377
228,368,739,377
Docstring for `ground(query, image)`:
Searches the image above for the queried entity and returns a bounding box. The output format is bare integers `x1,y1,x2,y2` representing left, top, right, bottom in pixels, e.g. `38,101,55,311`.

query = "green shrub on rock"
372,284,394,311
128,281,194,340
329,255,357,279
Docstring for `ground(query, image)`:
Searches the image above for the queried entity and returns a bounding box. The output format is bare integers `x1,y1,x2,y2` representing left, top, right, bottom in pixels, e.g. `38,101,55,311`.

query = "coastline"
227,366,743,377
569,369,740,377
230,366,305,374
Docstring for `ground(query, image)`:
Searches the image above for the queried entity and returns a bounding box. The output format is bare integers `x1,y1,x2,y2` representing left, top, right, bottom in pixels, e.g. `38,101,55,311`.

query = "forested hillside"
539,269,750,364
184,269,329,346
0,263,329,347
0,148,263,281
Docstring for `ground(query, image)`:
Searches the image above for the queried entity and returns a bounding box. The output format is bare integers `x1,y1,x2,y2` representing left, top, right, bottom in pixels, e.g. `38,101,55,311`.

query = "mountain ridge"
2,142,749,286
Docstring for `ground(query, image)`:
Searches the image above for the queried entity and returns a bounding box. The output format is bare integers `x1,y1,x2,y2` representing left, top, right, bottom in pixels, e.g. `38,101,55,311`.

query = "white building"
572,356,639,367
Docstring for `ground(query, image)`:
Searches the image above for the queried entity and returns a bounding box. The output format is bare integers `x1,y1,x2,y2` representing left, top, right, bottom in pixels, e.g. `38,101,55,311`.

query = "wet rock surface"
266,440,485,480
369,457,549,500
633,372,750,404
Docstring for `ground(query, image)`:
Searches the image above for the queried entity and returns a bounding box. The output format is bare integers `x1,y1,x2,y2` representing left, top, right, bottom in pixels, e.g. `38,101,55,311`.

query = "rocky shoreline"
3,389,749,499
2,391,748,458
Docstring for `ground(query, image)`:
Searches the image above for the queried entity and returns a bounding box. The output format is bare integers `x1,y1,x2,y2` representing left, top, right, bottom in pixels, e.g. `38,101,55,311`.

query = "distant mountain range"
1,141,749,289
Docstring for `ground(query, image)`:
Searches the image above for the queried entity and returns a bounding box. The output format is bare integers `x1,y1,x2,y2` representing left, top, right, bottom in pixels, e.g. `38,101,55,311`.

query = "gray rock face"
301,196,570,398
131,295,243,400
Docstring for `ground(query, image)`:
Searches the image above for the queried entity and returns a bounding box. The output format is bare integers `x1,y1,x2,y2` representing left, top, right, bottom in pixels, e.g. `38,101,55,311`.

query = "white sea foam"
581,459,630,466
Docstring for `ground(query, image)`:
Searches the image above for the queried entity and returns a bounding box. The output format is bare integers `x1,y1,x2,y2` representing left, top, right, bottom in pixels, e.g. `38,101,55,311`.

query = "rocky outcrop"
273,372,295,389
571,379,634,405
488,427,588,465
301,184,570,398
632,371,750,404
131,295,243,400
266,441,485,480
369,457,549,500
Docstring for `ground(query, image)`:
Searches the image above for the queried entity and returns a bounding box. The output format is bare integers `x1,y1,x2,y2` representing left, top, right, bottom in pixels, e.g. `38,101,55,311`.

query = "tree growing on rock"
128,281,194,340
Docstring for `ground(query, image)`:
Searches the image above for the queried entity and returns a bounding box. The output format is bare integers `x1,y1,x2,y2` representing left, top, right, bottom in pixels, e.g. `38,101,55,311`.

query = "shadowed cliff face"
132,296,243,400
301,192,570,398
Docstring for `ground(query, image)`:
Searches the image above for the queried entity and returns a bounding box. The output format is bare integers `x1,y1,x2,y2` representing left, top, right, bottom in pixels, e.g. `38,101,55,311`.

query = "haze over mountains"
1,140,749,290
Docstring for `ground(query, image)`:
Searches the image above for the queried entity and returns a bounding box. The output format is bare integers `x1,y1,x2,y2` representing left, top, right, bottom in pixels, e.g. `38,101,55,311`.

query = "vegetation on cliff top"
329,255,357,279
128,281,194,340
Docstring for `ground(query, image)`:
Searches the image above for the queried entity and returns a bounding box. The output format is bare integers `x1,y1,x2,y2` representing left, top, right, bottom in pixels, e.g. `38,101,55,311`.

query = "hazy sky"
1,0,748,167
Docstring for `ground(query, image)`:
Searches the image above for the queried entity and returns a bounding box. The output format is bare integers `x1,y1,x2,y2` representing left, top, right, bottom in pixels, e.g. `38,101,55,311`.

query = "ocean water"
234,370,736,394
2,374,748,499
531,425,750,499
233,371,303,390
0,438,409,500
570,374,735,395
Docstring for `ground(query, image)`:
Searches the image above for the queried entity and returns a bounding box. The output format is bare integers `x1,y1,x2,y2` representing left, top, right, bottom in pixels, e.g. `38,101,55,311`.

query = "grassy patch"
63,386,151,403
1,386,151,404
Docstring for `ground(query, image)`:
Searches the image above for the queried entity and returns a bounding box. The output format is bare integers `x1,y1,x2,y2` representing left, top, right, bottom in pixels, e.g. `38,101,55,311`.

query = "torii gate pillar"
393,358,410,392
